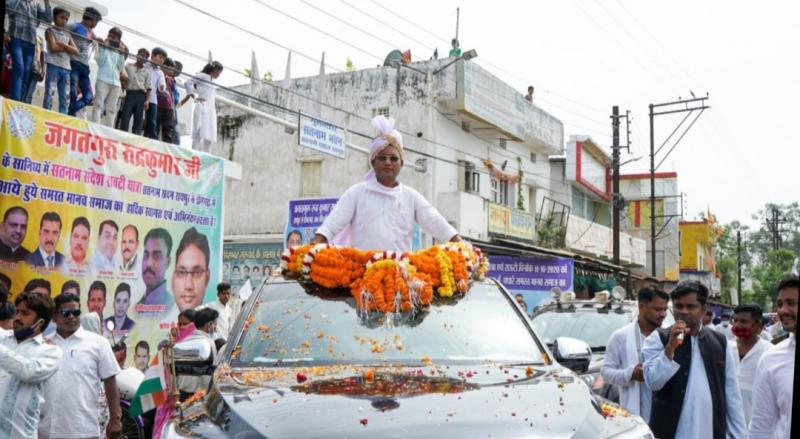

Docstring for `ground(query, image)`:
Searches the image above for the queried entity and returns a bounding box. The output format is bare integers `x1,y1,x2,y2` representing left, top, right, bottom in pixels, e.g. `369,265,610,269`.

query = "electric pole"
737,230,742,304
612,106,621,266
648,95,710,277
611,107,631,268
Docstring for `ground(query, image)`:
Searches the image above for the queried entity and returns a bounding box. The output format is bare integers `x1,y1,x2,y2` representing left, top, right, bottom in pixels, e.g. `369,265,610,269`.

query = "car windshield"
230,280,546,368
530,308,632,349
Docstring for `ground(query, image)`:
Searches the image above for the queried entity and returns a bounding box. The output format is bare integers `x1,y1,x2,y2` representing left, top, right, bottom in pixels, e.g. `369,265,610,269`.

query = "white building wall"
215,60,565,244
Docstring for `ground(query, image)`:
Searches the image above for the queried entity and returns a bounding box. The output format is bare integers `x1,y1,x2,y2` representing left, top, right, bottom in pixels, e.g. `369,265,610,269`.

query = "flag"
129,350,168,416
238,279,253,302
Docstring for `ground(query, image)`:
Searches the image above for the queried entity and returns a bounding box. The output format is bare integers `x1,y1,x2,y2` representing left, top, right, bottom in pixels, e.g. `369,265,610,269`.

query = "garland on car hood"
280,242,489,314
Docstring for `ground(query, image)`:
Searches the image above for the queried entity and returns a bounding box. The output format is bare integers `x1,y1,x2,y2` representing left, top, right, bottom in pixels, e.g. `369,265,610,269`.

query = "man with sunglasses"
40,293,122,439
314,115,460,252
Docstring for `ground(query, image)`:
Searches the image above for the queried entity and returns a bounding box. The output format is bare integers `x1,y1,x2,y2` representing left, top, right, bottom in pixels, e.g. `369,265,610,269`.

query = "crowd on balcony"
2,1,223,153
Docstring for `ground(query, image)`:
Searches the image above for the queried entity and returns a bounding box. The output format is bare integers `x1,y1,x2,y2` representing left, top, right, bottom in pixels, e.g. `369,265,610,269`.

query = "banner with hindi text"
0,98,224,371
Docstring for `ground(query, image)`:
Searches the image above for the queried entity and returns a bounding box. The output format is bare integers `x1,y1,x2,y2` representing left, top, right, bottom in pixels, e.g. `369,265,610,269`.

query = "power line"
335,0,436,51
170,0,342,72
248,0,385,63
90,13,579,198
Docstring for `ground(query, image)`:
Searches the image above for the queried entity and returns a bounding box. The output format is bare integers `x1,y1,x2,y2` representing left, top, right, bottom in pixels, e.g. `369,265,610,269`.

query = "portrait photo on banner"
0,98,225,368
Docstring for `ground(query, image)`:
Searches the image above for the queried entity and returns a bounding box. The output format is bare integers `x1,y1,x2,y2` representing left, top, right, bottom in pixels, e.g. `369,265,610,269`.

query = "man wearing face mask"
715,311,735,340
727,303,772,425
0,291,62,438
313,115,460,253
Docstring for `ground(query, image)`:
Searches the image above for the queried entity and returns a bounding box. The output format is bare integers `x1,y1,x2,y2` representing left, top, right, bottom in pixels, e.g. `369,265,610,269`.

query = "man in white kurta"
727,304,773,425
749,276,797,439
601,285,670,422
314,116,458,253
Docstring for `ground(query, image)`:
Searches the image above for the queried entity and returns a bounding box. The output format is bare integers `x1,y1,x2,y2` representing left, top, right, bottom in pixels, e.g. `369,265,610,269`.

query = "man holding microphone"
642,281,746,439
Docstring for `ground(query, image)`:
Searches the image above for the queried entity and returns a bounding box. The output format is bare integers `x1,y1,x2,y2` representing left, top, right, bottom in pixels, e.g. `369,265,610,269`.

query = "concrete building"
679,219,722,298
214,58,567,247
619,172,681,284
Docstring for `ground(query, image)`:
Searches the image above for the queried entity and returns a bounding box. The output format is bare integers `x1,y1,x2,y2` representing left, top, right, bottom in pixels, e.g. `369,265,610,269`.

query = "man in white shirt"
716,311,735,340
40,293,122,439
602,285,669,422
199,282,233,342
92,219,119,273
0,292,62,438
749,275,797,439
728,303,772,425
642,280,746,439
119,224,140,273
144,47,167,140
313,116,460,252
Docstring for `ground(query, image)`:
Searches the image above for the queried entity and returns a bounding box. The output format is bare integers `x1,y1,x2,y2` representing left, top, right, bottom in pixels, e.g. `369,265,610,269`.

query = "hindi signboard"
0,98,224,370
298,113,346,159
489,255,574,314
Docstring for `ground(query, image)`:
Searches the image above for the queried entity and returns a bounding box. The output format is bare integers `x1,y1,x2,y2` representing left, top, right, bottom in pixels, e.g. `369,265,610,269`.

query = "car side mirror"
174,338,213,362
553,336,592,374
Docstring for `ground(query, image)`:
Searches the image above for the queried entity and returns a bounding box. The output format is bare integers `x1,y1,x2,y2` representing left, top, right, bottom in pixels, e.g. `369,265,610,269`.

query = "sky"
97,0,799,228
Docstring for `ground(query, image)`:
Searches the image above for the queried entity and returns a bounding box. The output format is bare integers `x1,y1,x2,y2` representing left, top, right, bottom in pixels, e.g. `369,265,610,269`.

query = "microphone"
676,316,687,345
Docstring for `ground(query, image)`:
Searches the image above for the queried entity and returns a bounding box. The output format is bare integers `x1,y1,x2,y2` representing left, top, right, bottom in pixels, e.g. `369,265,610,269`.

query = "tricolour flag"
129,350,168,416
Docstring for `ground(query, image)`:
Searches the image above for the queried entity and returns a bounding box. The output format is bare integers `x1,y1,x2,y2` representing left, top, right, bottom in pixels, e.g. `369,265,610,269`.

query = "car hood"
171,363,646,438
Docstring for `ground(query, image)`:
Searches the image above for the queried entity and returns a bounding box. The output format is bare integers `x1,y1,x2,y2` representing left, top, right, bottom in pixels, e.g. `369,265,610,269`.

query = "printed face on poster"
284,198,338,249
0,98,224,370
488,255,574,315
222,242,283,293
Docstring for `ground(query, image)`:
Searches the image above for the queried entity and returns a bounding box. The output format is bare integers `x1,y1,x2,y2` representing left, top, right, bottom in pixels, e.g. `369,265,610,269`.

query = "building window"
571,189,586,218
373,107,390,118
300,161,321,197
465,162,480,193
530,152,537,163
492,178,509,205
499,139,507,149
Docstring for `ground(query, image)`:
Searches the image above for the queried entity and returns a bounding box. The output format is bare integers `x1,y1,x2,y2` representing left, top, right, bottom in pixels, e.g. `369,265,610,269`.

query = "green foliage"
516,156,524,210
243,68,273,82
714,202,799,307
346,58,355,72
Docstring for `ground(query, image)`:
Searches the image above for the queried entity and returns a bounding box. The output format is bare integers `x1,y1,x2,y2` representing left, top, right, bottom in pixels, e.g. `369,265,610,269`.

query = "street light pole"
649,104,656,277
612,106,621,266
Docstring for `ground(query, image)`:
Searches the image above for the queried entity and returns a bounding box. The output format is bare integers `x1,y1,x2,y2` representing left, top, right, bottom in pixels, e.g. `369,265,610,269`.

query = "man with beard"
92,219,119,273
749,275,797,439
105,282,134,332
137,228,172,311
727,303,772,425
26,211,64,268
119,225,140,273
0,206,30,262
172,227,210,313
642,281,745,439
0,291,61,438
63,216,90,274
602,285,669,422
87,280,107,320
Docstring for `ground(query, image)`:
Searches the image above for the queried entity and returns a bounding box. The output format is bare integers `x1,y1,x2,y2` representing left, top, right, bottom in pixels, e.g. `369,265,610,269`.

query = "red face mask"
731,325,752,340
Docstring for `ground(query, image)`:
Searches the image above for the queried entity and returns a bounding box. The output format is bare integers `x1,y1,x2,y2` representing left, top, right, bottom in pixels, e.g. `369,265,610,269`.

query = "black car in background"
163,279,653,438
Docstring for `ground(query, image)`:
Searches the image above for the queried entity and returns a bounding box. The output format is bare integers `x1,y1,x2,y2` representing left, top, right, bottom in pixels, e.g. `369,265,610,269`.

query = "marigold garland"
280,242,487,314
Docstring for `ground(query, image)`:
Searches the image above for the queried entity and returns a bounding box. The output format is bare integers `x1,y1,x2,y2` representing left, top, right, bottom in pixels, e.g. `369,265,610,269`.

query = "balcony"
565,215,646,267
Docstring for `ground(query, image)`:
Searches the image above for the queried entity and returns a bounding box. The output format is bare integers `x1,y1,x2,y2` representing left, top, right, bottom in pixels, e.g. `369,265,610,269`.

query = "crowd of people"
601,276,797,439
0,277,241,438
3,2,224,152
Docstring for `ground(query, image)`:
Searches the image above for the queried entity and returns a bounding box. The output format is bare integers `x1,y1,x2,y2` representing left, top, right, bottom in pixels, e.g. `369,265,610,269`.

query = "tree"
346,58,356,72
743,248,795,309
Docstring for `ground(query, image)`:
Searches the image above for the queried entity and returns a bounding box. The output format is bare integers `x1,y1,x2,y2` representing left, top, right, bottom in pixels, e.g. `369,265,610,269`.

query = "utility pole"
737,230,742,304
648,95,710,277
612,106,621,266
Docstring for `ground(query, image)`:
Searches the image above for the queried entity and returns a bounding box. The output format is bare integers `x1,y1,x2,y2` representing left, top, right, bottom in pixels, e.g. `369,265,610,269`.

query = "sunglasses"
59,308,81,318
375,155,401,163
